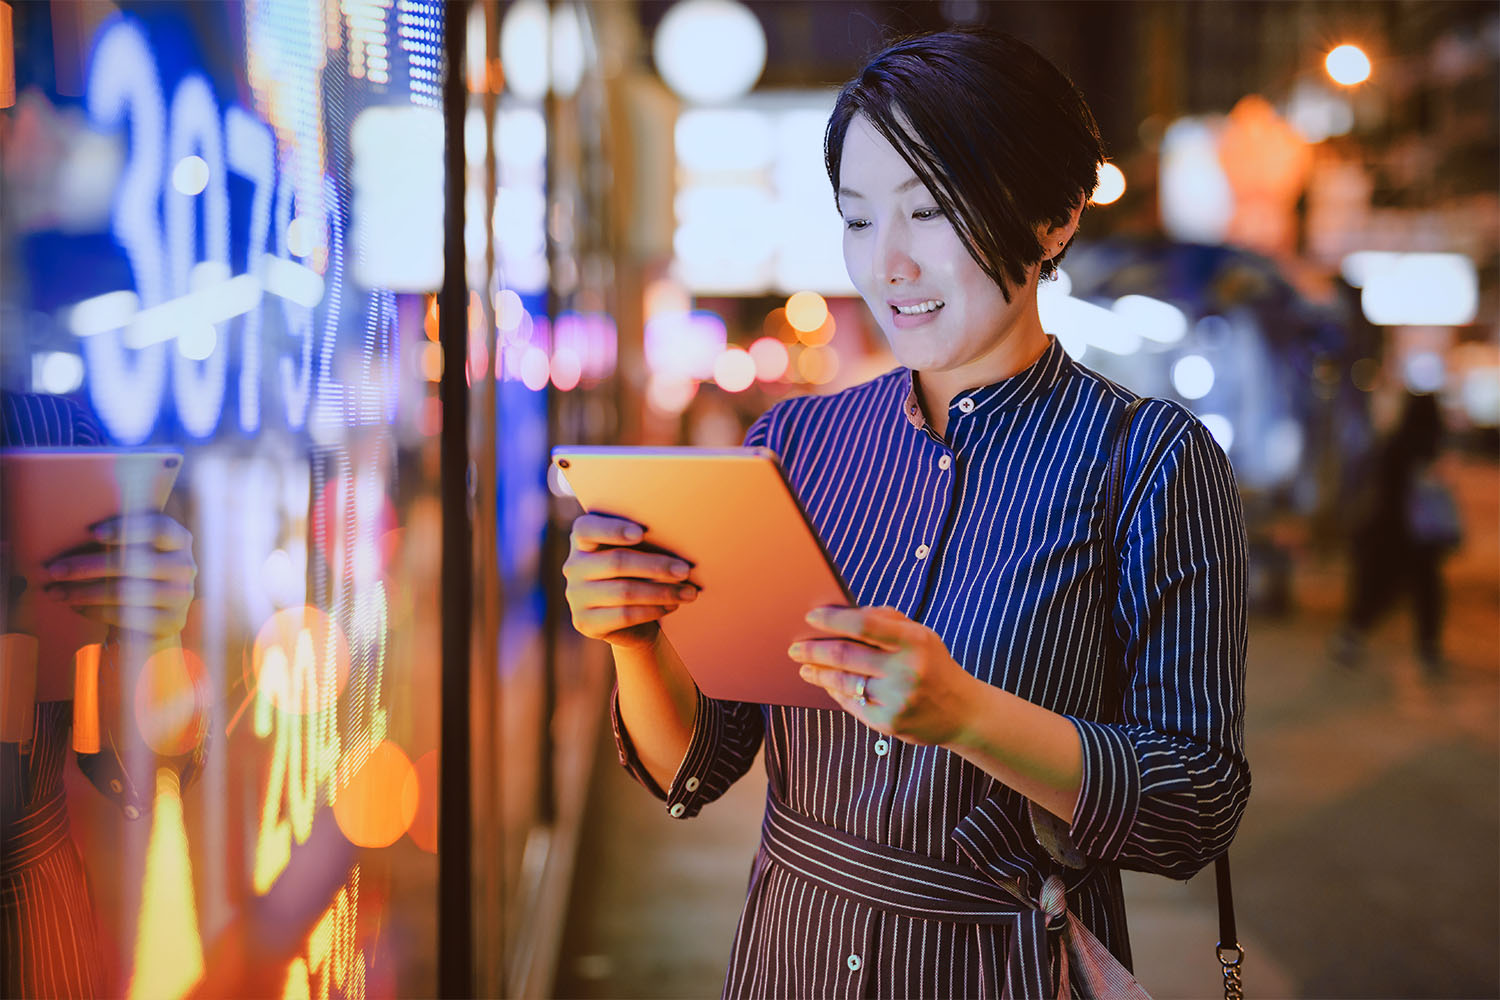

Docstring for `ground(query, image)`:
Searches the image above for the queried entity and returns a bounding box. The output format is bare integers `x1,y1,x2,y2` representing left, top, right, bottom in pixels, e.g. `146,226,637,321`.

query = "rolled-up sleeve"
1064,408,1251,879
610,686,764,817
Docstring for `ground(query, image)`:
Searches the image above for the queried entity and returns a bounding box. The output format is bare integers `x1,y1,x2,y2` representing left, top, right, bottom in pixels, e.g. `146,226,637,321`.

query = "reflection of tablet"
553,446,851,711
1,449,182,686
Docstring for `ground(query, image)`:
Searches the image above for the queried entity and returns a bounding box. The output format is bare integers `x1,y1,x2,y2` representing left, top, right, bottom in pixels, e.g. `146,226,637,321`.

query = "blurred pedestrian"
1333,390,1459,672
564,28,1249,998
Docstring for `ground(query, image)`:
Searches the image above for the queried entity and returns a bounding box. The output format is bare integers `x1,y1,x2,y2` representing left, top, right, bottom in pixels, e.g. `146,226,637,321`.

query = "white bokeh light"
1091,163,1126,205
654,0,766,104
1172,355,1216,399
1325,44,1372,86
501,0,549,101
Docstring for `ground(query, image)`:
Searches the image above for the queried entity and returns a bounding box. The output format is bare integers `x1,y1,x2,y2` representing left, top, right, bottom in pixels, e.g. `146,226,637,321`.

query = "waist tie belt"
2,792,71,871
760,795,1150,1000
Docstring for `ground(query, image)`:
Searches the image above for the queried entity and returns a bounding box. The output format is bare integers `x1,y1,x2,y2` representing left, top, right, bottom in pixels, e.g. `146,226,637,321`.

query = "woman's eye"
913,208,943,221
844,219,870,231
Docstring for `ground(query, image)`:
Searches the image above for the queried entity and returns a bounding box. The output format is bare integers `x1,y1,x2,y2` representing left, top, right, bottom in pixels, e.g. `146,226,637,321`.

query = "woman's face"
838,114,1043,378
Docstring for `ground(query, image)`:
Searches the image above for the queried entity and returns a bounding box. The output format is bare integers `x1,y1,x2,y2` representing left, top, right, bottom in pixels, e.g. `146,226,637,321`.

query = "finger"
786,638,880,676
71,604,185,639
46,578,189,610
44,548,197,585
583,578,698,609
803,605,911,650
565,546,692,584
575,604,673,636
798,664,878,711
90,513,192,551
570,514,646,554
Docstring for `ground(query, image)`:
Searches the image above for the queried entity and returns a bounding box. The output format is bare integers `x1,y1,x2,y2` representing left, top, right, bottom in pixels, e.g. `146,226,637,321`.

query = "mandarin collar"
900,335,1071,430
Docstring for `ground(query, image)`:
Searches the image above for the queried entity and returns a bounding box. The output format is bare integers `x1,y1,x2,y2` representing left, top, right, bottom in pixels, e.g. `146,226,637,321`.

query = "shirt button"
684,776,700,792
124,805,141,821
847,954,862,972
914,544,929,560
874,738,890,756
938,455,951,470
669,803,686,817
958,397,975,413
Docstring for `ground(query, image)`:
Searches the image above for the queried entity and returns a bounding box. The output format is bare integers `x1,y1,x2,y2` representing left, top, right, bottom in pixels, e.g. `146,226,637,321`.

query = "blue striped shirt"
613,336,1251,996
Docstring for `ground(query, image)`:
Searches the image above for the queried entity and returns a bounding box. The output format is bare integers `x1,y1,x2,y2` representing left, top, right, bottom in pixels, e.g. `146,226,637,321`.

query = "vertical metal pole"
439,4,473,997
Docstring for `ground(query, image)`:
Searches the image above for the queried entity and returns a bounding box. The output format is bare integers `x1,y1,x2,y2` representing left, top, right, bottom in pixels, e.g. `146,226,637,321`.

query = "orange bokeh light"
763,307,794,342
796,313,836,347
406,750,438,854
424,297,439,342
785,291,829,333
334,740,419,849
798,344,840,385
249,606,350,715
135,647,209,757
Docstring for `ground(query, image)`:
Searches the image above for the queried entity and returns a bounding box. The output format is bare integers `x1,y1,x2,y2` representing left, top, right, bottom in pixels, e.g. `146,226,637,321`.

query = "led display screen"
2,2,447,995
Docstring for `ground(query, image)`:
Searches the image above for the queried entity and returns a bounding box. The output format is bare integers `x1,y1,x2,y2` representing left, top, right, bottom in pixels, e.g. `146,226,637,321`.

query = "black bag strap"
1104,398,1242,1000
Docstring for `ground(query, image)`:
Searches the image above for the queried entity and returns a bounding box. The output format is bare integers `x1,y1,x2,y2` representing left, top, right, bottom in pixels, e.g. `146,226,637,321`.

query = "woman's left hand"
790,605,979,746
42,512,197,641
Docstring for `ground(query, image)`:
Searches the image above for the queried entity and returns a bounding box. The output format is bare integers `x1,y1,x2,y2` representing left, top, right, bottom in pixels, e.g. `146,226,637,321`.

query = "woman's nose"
877,232,919,285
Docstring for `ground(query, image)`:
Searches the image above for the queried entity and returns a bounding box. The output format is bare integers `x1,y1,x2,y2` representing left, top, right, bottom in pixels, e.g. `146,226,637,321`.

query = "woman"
565,28,1249,998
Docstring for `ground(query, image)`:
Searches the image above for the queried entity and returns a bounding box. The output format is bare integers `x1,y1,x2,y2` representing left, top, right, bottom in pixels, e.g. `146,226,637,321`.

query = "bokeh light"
647,373,698,414
1172,355,1216,399
797,314,836,348
749,337,789,381
1325,44,1371,86
520,346,550,390
763,306,795,342
171,155,209,196
424,296,439,341
785,291,828,333
1091,162,1125,205
713,347,756,392
653,0,767,105
406,750,439,853
420,341,442,382
134,647,209,757
644,278,691,320
333,740,419,849
550,347,582,391
250,606,350,715
798,344,839,385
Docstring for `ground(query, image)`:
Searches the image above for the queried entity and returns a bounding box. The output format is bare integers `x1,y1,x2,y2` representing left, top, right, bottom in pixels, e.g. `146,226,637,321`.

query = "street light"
1325,44,1371,86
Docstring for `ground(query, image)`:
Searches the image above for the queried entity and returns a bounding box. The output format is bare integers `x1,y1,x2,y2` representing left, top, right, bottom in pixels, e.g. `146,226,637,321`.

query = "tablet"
553,446,852,711
1,448,182,691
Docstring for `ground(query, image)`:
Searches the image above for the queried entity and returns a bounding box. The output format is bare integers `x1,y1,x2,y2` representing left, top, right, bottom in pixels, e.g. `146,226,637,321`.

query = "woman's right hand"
563,514,699,651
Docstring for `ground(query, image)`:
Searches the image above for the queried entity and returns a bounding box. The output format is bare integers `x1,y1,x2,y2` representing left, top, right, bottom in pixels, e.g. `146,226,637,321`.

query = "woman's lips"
889,298,944,330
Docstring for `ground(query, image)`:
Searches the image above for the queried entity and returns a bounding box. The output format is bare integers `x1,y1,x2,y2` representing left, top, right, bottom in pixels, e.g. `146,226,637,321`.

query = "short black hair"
825,27,1105,298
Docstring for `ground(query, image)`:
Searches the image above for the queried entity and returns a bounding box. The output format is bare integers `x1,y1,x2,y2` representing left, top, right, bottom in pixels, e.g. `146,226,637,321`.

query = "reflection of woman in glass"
1,393,201,998
565,29,1250,995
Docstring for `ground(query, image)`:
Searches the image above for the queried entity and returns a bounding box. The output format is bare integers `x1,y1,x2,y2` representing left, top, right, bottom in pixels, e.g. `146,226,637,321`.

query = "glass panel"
1,2,445,996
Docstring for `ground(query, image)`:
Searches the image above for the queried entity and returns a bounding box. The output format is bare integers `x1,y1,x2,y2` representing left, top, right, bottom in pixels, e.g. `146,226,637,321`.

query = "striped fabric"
2,393,110,998
612,336,1250,997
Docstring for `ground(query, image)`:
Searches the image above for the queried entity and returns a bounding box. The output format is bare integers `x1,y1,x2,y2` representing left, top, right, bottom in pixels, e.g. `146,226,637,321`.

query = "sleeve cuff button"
669,803,686,818
684,776,700,791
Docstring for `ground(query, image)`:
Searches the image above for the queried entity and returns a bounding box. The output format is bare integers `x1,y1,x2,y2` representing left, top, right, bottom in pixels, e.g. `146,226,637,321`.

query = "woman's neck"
916,319,1050,439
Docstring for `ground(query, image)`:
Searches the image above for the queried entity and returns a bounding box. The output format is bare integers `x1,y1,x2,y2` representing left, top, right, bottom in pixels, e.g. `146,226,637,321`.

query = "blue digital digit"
226,106,276,434
168,73,231,438
84,17,169,444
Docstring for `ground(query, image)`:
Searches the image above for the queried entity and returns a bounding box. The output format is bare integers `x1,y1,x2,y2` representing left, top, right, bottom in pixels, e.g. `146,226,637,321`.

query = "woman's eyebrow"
837,176,924,202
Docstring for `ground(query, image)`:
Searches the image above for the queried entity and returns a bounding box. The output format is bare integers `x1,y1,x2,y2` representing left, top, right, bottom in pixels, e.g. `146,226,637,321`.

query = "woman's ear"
1036,196,1086,261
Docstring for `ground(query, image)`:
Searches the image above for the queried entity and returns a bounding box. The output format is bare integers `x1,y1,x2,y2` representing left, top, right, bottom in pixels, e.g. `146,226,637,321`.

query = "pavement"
554,459,1500,999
